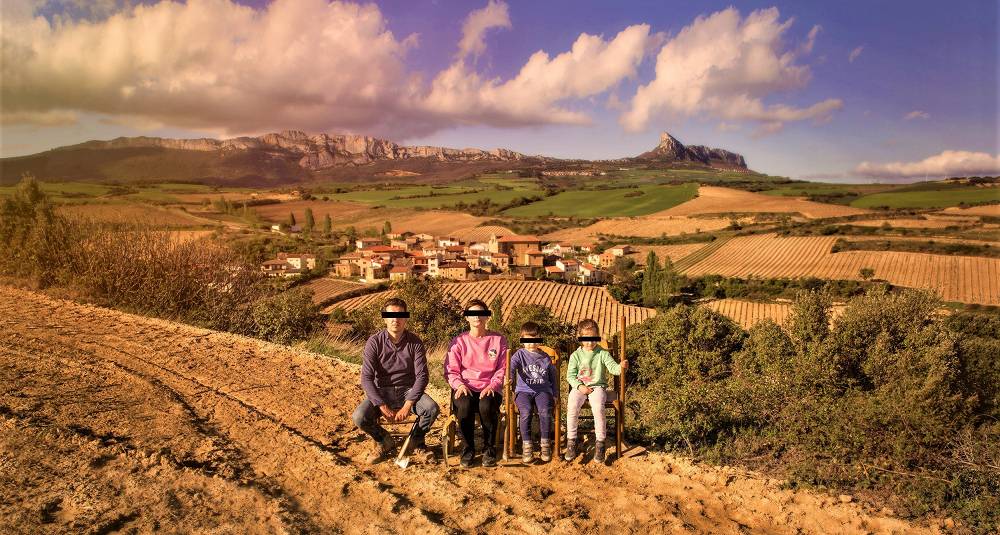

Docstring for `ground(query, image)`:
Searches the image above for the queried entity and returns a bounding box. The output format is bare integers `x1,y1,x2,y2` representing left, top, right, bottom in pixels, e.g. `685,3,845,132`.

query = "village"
259,231,634,285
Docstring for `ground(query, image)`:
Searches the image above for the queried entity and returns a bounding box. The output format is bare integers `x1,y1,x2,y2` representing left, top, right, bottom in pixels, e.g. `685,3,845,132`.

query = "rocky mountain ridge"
67,130,528,171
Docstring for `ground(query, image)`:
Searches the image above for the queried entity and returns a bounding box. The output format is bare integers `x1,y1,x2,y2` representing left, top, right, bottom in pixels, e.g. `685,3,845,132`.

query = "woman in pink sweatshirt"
444,299,508,468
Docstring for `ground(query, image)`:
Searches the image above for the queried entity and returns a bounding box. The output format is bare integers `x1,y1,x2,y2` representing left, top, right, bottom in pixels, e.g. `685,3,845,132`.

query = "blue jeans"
514,391,554,440
352,386,439,446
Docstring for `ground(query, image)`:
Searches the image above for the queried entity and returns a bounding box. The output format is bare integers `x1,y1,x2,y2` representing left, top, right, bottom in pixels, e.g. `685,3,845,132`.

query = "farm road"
0,286,930,534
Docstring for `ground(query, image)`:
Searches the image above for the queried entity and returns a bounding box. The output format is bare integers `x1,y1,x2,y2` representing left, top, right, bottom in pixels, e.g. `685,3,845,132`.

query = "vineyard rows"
304,278,367,304
702,299,846,330
326,280,656,336
683,234,1000,305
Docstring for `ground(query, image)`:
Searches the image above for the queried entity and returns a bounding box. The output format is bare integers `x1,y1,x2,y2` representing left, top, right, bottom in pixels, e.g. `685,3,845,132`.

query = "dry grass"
702,298,846,329
57,203,211,228
624,244,708,266
302,278,368,304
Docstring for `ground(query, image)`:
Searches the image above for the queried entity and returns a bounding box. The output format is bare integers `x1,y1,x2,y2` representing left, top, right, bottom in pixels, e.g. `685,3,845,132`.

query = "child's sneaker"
594,440,607,463
482,450,497,467
564,439,577,461
539,439,552,462
521,441,533,463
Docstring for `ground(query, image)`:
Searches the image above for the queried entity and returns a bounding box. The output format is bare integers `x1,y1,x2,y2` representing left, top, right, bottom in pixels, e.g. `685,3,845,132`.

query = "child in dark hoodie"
508,322,558,463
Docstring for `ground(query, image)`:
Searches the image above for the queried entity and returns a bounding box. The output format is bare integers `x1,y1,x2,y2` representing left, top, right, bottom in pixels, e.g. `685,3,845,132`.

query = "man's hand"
481,385,496,397
394,400,414,422
454,384,470,398
578,384,593,395
379,404,396,420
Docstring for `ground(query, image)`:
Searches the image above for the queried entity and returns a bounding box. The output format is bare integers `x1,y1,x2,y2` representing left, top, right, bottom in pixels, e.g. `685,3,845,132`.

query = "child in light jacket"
564,319,627,463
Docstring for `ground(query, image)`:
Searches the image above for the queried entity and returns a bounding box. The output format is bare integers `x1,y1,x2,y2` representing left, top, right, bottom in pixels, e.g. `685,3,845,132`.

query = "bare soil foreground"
1,286,934,534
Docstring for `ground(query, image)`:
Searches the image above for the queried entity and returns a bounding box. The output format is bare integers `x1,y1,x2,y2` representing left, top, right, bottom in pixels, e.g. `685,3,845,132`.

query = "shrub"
346,277,465,349
251,287,325,344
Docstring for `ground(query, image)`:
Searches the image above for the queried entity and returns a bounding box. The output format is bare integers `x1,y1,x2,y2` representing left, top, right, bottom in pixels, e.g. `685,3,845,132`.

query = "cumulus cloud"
1,0,423,136
422,23,652,127
904,110,930,120
848,45,864,63
854,150,1000,179
620,7,842,135
456,0,510,61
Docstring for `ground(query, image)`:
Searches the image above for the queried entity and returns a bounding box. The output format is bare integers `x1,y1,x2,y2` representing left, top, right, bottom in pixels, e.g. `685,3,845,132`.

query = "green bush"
346,277,465,349
251,287,325,344
622,289,999,531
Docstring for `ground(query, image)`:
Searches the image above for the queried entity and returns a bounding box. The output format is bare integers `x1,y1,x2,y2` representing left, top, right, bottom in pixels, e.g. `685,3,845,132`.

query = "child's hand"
455,385,470,398
621,359,629,371
578,385,593,395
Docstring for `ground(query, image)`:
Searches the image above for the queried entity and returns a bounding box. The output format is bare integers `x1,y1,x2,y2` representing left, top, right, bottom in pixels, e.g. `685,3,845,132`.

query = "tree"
642,251,661,307
859,267,875,281
304,208,315,233
288,212,297,227
322,214,332,237
488,295,504,332
382,220,392,235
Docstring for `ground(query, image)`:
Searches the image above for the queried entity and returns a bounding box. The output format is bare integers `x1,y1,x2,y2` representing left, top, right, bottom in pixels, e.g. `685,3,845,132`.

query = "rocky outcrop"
637,132,747,169
66,130,526,171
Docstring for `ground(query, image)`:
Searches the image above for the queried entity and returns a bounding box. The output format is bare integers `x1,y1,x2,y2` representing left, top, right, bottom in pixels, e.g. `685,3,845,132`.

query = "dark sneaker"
366,434,396,464
540,439,552,462
460,449,475,468
564,439,577,461
594,440,607,463
482,451,497,467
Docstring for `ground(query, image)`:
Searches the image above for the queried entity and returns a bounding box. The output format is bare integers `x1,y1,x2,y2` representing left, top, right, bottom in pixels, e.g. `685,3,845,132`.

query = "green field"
760,183,894,197
327,179,543,209
850,186,999,209
0,181,112,203
502,182,699,217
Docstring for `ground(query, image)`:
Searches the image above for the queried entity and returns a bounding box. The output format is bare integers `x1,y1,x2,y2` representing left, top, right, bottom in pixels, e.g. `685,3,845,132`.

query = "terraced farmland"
326,280,656,336
303,278,369,304
683,234,1000,305
625,244,708,266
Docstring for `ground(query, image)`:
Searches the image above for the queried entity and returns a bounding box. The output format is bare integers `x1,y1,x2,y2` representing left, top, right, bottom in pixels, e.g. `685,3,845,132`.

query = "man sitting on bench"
352,298,439,464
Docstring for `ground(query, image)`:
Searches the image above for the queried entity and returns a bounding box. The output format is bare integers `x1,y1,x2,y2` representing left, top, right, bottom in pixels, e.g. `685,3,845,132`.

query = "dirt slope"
0,287,931,534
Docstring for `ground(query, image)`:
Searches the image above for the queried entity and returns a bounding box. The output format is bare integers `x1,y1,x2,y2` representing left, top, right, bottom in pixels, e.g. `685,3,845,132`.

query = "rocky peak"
637,131,747,169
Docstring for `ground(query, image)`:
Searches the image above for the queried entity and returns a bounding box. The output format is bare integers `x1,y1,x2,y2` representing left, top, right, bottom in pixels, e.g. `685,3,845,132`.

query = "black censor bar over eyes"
381,311,410,318
463,310,492,317
519,337,544,343
577,336,602,342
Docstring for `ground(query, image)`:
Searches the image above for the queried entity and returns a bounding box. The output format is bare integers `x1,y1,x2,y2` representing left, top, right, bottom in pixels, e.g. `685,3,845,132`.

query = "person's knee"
352,402,370,428
421,398,440,420
453,394,473,417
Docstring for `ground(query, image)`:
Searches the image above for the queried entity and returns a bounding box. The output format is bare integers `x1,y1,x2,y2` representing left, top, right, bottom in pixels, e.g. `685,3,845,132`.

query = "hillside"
0,286,930,534
0,130,749,187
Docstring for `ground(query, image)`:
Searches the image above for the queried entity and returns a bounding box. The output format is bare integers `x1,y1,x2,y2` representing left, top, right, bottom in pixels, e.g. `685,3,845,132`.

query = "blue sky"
1,0,996,181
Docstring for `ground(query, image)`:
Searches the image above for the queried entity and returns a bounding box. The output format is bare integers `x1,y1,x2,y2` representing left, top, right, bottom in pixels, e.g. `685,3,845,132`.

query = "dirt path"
0,287,932,534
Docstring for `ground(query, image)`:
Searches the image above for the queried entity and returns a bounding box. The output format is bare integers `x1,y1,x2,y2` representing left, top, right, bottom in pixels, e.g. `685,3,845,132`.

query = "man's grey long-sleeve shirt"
360,330,428,406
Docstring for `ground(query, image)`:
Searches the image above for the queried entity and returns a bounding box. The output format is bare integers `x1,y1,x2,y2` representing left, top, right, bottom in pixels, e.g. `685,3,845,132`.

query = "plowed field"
683,234,1000,305
0,287,930,534
543,216,730,243
658,187,868,219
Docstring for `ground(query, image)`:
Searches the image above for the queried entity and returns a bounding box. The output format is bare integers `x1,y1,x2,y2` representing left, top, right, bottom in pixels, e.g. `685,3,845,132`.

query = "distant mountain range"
0,130,748,186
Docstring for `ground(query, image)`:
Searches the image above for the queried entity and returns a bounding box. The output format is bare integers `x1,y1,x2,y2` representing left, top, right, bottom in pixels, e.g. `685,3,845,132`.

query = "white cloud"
848,45,864,63
854,150,1000,179
456,0,511,61
620,7,842,135
422,23,652,127
717,122,742,132
904,110,930,120
1,0,424,136
0,109,79,126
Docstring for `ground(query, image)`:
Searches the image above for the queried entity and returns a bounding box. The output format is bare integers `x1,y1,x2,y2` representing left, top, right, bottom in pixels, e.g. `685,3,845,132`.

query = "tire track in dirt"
0,287,932,534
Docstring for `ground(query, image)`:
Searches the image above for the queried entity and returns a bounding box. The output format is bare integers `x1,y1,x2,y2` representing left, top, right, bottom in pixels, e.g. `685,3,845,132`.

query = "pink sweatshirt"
444,331,508,392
